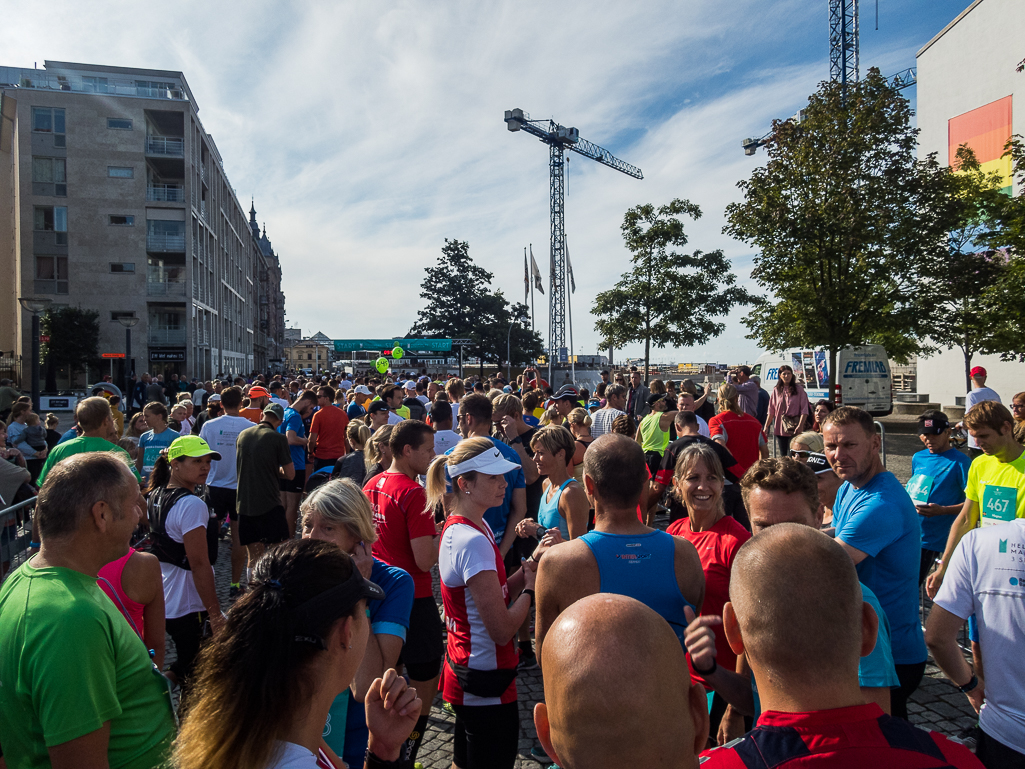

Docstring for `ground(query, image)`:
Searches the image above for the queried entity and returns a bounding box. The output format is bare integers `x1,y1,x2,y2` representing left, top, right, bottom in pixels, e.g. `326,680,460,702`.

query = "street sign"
101,353,125,358
334,338,455,352
452,338,473,345
39,335,50,342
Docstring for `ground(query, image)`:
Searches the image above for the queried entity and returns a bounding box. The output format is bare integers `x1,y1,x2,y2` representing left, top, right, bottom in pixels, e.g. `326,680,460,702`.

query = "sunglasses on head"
789,449,811,458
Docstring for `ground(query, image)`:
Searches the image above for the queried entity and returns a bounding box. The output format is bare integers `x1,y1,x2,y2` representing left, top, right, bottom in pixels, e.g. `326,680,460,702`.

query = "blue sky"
2,0,975,364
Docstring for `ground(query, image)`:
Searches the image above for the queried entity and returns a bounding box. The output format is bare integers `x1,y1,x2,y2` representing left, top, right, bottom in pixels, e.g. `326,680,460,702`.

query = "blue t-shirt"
523,414,540,428
445,437,525,537
138,427,177,482
279,408,307,471
57,427,78,445
833,471,926,665
346,401,367,420
909,448,972,552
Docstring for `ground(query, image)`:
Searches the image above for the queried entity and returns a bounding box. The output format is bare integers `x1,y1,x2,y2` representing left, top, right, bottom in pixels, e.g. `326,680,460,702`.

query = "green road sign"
333,338,454,352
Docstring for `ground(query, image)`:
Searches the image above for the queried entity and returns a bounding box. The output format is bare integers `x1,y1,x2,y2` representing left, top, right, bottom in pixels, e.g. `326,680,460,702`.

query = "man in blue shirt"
822,406,926,722
279,390,317,533
907,410,971,585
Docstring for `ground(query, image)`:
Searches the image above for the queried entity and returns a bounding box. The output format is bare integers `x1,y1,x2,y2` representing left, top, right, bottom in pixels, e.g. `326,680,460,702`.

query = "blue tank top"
537,478,574,540
578,529,695,648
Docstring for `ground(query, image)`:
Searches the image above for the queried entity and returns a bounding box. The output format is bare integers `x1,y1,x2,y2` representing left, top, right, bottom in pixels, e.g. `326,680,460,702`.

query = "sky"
1,0,975,365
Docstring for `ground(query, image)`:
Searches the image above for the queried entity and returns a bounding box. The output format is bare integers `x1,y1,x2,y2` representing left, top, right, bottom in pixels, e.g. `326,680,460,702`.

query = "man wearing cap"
279,390,318,537
235,404,295,572
240,385,270,424
348,385,373,420
960,366,1002,457
199,386,253,597
0,453,176,769
401,381,427,422
268,380,290,409
308,385,349,472
548,384,580,420
908,410,972,585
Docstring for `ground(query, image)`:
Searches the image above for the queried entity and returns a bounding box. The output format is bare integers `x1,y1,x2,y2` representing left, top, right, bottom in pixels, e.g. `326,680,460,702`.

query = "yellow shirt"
965,451,1025,526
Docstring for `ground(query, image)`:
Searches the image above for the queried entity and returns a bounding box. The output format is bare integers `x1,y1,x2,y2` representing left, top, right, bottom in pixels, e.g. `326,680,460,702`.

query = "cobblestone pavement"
186,435,977,768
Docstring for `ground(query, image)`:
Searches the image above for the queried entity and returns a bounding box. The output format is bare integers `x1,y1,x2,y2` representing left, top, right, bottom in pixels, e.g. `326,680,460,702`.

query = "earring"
464,490,471,495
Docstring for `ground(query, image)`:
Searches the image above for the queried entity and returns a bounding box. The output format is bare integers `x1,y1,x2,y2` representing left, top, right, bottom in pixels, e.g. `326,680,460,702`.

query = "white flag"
530,245,544,294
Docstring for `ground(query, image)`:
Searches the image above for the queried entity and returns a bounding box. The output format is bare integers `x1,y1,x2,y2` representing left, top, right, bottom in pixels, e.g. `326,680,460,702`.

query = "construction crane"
743,0,917,155
505,108,642,375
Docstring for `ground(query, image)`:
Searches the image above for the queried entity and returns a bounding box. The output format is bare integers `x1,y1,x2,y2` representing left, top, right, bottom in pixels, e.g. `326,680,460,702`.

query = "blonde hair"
672,442,725,516
301,479,377,544
45,412,59,429
365,424,394,472
530,425,575,467
716,383,742,416
567,407,592,428
346,421,371,452
492,393,523,419
177,392,191,404
425,436,494,510
445,378,465,399
539,404,564,427
791,431,824,453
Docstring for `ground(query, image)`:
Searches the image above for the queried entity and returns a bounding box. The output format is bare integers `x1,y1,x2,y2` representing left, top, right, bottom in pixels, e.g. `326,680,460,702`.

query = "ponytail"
146,454,172,494
425,454,452,511
346,421,371,452
424,436,494,511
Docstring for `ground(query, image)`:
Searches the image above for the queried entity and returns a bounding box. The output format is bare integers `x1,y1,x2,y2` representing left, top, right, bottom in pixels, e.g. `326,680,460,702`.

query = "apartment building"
0,60,286,386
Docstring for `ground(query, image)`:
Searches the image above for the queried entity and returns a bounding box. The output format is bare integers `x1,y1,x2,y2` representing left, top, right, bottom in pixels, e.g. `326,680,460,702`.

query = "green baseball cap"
167,435,222,462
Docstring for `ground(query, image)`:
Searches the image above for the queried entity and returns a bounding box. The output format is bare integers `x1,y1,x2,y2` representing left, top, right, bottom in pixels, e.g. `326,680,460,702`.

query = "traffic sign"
101,353,125,358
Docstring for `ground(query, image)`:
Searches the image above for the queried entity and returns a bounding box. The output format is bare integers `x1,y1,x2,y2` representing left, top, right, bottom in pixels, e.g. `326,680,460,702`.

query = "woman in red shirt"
708,383,767,475
666,442,750,742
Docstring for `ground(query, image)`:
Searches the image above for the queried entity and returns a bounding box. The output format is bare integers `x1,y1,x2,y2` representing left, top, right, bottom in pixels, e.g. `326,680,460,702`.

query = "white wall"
916,0,1025,407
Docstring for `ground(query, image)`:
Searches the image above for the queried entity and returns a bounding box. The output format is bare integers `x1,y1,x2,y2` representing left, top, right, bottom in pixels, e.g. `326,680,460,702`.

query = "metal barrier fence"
1,497,36,583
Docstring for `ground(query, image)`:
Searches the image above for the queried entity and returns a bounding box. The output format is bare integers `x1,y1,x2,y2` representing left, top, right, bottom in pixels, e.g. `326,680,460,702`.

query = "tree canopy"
592,199,754,382
724,69,953,393
409,239,544,374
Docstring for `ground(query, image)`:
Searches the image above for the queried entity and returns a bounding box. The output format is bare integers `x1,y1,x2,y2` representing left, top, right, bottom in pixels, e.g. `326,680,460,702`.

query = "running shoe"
518,652,539,671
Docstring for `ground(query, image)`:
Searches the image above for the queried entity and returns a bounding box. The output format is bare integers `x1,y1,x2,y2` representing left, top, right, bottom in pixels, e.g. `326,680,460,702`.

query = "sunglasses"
789,450,811,458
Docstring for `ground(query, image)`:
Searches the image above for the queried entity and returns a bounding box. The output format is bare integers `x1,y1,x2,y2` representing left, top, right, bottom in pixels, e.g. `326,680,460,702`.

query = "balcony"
147,280,187,297
148,328,186,345
0,68,187,102
146,136,184,157
147,233,185,252
147,184,184,202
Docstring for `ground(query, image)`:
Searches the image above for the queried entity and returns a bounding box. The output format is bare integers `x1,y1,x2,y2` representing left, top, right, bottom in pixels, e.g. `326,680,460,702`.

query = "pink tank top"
97,550,146,640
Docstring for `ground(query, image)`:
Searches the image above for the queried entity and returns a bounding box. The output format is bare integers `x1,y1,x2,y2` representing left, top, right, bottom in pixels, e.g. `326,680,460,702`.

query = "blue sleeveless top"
537,478,574,540
578,529,695,648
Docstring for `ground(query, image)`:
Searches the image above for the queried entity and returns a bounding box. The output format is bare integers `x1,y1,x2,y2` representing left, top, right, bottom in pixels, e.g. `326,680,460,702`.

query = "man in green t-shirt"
0,452,175,769
36,396,140,487
927,400,1025,599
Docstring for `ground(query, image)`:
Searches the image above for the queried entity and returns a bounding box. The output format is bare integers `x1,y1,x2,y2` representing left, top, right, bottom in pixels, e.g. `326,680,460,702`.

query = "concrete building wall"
915,0,1025,408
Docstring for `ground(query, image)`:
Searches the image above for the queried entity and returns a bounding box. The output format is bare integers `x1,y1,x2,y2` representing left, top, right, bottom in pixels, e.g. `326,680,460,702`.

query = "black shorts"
399,596,444,680
207,486,237,522
503,536,534,578
644,450,664,478
279,468,306,494
452,701,519,769
237,505,290,546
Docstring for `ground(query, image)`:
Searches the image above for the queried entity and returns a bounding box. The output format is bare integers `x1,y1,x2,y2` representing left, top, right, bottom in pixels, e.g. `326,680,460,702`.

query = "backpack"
147,486,218,570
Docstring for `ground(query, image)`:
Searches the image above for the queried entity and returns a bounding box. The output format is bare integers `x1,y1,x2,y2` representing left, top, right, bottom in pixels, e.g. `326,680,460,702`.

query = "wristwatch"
523,588,535,606
509,434,523,445
958,674,979,694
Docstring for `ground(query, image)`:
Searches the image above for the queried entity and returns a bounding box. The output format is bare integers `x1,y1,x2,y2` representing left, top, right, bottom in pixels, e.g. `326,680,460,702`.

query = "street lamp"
117,316,139,411
507,315,530,382
18,297,53,413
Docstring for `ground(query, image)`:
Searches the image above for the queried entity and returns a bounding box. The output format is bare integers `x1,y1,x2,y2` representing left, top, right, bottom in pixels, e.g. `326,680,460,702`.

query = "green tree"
919,146,1010,391
41,306,100,390
592,199,754,382
409,239,543,375
724,69,952,395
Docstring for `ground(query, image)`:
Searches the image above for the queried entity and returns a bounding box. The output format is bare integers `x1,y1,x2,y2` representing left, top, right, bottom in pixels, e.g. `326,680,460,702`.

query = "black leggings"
977,728,1025,768
166,610,208,682
452,701,518,769
775,434,793,457
891,661,926,721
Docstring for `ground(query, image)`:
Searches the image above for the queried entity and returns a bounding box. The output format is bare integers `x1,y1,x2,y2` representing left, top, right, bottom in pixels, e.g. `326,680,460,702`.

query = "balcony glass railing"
148,328,187,345
147,184,184,202
147,233,186,252
147,280,187,297
0,68,187,101
146,136,185,157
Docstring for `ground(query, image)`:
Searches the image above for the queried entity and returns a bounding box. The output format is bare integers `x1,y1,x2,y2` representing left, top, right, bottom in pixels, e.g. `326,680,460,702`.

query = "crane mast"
505,108,642,378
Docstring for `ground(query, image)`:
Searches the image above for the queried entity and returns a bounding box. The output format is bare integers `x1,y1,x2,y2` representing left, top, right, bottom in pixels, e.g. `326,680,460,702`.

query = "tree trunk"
644,333,650,385
607,343,614,369
963,348,973,396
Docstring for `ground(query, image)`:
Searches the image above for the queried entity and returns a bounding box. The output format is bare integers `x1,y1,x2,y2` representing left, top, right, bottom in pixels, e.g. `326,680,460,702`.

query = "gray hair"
36,452,135,540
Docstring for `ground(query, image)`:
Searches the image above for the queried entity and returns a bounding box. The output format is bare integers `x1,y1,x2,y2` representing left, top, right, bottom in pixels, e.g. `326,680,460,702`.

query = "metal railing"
146,136,185,157
147,280,187,297
147,184,184,202
1,498,36,584
148,328,187,345
146,233,185,252
0,68,187,101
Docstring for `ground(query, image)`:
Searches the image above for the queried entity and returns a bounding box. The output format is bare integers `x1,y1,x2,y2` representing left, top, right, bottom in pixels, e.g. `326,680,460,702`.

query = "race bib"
982,485,1017,527
906,474,934,505
142,445,162,473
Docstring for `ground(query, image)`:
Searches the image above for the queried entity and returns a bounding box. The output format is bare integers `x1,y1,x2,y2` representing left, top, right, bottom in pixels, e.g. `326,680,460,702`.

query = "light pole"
118,316,139,411
507,315,530,382
18,297,53,413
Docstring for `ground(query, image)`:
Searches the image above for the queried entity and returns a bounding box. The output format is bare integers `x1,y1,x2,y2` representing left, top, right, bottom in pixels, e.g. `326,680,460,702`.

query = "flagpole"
566,236,575,385
529,244,535,333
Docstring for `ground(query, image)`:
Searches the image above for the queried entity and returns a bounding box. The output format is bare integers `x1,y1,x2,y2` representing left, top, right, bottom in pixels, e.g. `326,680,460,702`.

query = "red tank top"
97,550,147,640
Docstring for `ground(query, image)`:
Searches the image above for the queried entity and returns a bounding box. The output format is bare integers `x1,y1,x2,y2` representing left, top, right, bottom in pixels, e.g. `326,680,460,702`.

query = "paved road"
192,434,978,767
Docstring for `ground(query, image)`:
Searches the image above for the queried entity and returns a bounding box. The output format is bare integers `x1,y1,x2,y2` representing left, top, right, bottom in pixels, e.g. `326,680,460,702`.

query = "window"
110,262,135,273
35,256,68,294
108,166,133,178
109,215,134,226
135,80,176,97
82,76,108,93
111,311,136,321
34,206,68,245
31,157,67,196
32,107,65,147
107,118,133,130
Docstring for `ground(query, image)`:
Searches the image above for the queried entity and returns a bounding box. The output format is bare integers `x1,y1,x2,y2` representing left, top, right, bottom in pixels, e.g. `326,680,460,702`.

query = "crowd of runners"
0,363,1022,769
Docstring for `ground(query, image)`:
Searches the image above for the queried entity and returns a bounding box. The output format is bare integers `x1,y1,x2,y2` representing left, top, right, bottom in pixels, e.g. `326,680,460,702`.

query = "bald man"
535,593,707,768
535,434,704,663
701,524,982,768
685,457,898,745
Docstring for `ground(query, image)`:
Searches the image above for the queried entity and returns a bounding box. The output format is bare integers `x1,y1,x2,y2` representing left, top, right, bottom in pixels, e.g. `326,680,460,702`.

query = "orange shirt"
310,404,349,459
239,407,263,424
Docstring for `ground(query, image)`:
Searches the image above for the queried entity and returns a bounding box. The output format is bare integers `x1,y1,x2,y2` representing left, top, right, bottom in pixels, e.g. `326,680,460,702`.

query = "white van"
751,345,892,417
